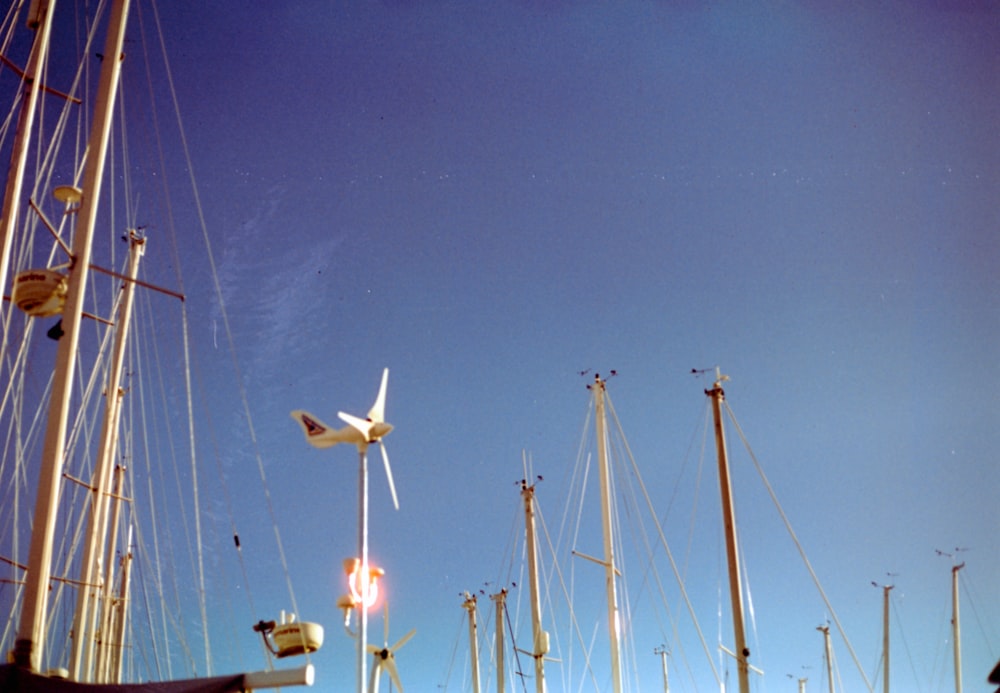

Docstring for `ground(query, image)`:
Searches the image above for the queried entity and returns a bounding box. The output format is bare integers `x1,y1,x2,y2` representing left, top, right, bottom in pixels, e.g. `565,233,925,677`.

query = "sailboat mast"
490,589,507,693
522,481,548,693
0,0,57,303
882,584,893,693
952,562,964,693
69,231,145,681
107,525,134,683
817,625,834,693
463,592,481,693
13,0,132,672
592,375,624,693
707,374,750,693
96,464,127,682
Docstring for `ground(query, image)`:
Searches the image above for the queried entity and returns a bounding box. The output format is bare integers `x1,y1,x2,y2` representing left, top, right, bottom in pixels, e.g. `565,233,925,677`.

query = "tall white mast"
0,0,57,303
69,231,145,681
491,589,507,693
591,375,624,693
107,524,134,683
96,464,127,682
881,584,893,693
521,479,549,693
817,625,834,693
707,372,750,693
952,562,964,693
463,592,481,693
13,0,132,672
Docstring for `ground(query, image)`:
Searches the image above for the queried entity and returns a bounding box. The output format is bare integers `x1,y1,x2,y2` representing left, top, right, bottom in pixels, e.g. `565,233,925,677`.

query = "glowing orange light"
345,559,384,610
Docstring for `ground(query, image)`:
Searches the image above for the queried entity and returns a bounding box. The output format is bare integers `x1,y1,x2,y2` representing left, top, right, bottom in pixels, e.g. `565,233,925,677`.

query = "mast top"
694,366,728,395
585,370,617,390
713,367,729,389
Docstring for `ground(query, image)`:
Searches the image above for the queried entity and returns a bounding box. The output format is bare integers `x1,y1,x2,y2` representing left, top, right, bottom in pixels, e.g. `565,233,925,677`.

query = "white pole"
708,376,750,693
491,589,507,693
108,526,133,682
882,585,893,693
952,562,964,693
592,376,623,693
463,593,480,693
0,0,57,304
654,646,670,693
14,0,131,671
96,465,127,682
522,482,547,693
358,447,369,693
817,626,834,693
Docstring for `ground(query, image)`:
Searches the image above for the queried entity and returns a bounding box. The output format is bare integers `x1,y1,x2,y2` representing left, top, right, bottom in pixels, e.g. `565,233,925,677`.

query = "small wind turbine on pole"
367,602,415,693
292,368,400,693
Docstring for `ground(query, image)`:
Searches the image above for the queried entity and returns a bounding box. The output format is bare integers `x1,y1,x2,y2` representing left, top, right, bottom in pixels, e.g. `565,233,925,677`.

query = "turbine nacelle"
337,412,394,446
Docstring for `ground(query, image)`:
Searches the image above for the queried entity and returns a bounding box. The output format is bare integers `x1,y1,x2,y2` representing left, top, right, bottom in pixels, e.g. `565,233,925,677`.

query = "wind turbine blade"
380,442,399,510
385,657,403,693
367,367,389,422
391,628,416,652
338,411,373,439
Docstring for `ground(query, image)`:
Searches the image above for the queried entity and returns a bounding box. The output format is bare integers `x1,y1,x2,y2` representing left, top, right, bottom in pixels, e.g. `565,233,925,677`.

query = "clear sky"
3,1,998,692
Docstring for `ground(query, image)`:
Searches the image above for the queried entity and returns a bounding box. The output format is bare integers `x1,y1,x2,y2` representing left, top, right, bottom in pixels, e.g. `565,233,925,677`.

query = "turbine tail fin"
290,410,341,449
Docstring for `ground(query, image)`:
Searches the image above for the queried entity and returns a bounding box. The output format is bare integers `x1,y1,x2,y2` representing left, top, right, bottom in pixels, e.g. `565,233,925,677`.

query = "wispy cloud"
213,183,349,375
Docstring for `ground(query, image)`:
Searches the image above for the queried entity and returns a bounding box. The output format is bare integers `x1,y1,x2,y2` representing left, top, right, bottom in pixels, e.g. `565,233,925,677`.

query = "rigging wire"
128,314,166,680
0,0,102,658
179,300,212,674
723,399,874,693
120,7,214,672
738,535,761,682
889,591,924,693
501,598,530,693
605,390,722,689
535,473,601,691
136,282,193,679
959,565,998,660
502,494,528,683
0,0,257,679
441,607,472,692
604,401,667,692
143,0,306,650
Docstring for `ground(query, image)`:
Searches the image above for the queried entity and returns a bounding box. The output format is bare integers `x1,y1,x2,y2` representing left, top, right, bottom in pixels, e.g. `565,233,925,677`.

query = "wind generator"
290,367,398,510
291,368,400,693
367,603,415,693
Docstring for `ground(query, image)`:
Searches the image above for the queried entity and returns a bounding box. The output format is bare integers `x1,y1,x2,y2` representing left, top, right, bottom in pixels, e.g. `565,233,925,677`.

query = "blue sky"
2,1,998,691
179,2,997,690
